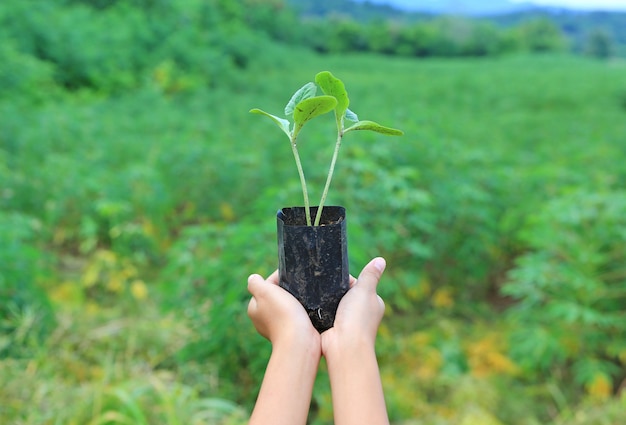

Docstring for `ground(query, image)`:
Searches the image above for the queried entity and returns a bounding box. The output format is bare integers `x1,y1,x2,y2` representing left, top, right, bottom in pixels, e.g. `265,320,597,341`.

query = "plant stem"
315,130,343,226
290,137,312,225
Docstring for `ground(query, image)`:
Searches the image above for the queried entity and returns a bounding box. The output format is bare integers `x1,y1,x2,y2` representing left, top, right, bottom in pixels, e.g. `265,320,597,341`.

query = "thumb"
356,257,386,292
247,273,265,297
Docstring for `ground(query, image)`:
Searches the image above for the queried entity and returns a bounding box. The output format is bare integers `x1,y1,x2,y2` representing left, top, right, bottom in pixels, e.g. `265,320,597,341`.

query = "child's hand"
321,257,386,356
247,271,322,425
248,270,320,350
320,257,389,425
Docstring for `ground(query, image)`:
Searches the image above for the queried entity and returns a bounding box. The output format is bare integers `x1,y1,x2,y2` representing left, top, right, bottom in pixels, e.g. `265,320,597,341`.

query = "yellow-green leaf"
344,120,404,136
292,95,337,138
315,71,349,119
249,108,291,137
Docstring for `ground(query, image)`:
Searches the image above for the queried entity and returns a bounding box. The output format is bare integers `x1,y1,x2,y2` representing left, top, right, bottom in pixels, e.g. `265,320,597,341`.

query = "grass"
0,303,247,424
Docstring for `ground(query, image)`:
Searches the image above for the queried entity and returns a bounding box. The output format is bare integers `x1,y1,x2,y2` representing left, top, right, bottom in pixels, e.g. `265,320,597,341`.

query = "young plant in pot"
250,71,403,332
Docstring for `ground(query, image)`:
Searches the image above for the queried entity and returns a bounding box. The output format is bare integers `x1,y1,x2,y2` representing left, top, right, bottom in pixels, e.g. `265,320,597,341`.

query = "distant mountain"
354,0,626,16
353,0,538,16
288,0,433,21
288,0,534,20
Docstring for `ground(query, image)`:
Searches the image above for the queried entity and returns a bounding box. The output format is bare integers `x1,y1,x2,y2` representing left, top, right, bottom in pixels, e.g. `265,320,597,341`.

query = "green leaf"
345,108,359,122
315,71,349,119
292,96,337,138
344,120,404,136
249,108,291,137
285,82,317,116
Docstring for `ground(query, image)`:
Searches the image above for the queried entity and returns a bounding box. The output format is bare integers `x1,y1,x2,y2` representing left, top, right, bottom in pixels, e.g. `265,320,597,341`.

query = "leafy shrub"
0,0,283,95
0,42,56,101
159,218,276,403
552,393,626,425
339,143,435,310
0,211,54,358
503,189,626,393
513,18,568,53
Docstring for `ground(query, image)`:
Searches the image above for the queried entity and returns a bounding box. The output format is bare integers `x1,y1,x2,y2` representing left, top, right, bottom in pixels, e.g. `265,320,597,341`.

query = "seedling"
250,71,403,226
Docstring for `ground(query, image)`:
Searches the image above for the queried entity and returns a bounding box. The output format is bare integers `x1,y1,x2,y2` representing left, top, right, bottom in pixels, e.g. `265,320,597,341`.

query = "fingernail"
373,257,386,272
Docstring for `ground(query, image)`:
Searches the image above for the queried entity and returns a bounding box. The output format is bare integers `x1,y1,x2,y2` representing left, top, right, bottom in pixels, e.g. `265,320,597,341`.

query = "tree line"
287,0,624,58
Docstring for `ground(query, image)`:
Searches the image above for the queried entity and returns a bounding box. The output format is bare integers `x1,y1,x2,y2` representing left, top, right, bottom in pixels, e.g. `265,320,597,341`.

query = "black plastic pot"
277,206,350,333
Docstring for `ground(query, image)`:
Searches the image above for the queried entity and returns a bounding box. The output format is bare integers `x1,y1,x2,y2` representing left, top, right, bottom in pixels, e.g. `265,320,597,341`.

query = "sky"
510,0,626,10
375,0,626,12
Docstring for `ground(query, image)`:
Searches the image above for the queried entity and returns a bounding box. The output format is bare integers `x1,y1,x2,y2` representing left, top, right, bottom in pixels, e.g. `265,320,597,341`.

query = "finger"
247,296,258,318
247,273,265,296
266,269,280,285
349,274,357,288
356,257,386,292
377,294,386,311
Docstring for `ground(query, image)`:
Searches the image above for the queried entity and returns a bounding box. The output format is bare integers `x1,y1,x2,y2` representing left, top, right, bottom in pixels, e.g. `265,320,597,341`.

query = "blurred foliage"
0,212,55,358
293,0,626,58
0,307,247,424
159,218,275,402
296,14,568,57
504,190,626,392
0,0,287,95
1,0,626,423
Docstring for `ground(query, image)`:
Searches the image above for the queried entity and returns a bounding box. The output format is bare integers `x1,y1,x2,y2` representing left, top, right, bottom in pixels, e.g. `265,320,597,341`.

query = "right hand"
321,257,387,356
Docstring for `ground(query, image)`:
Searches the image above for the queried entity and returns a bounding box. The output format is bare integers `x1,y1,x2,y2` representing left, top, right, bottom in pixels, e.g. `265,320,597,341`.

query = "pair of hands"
247,257,387,356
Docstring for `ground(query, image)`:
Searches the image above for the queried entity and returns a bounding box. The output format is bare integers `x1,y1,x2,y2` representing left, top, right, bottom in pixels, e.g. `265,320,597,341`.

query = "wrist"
274,328,321,360
323,331,376,363
323,333,388,424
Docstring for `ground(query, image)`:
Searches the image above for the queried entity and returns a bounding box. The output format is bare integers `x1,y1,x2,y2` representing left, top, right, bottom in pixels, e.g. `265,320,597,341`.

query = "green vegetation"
1,0,626,424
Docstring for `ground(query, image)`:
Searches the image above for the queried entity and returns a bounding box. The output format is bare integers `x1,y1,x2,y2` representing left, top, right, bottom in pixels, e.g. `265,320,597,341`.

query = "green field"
2,2,626,424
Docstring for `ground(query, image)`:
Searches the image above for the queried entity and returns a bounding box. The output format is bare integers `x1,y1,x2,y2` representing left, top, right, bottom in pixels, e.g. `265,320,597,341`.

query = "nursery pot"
277,206,350,333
